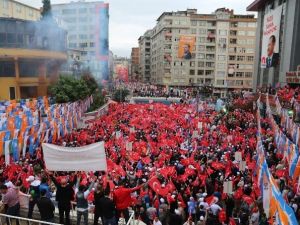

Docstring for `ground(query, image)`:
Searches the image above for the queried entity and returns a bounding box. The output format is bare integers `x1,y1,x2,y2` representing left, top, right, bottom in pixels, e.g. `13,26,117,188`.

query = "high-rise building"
0,0,40,21
52,0,109,82
150,8,257,97
130,47,140,81
138,30,152,83
247,0,300,88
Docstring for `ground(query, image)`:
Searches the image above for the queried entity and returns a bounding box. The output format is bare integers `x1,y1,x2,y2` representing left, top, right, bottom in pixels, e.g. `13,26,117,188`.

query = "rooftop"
247,0,269,11
11,0,40,10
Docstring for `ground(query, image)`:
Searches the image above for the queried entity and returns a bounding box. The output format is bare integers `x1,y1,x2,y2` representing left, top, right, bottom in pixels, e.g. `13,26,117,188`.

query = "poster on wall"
261,5,283,68
178,36,196,60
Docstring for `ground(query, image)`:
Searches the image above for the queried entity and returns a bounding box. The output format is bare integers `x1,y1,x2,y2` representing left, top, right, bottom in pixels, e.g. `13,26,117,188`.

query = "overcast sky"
19,0,255,57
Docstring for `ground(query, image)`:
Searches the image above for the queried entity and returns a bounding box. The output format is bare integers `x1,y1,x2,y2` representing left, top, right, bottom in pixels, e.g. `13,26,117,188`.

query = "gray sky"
19,0,255,57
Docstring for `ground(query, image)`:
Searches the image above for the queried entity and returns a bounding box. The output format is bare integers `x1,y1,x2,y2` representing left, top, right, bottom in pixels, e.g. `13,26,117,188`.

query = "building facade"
52,0,109,82
138,30,151,83
0,0,40,21
130,47,140,81
247,0,300,88
150,8,257,97
0,17,67,100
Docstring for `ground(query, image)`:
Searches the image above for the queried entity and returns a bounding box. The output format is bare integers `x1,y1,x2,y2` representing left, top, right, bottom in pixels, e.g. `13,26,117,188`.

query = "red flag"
148,177,170,197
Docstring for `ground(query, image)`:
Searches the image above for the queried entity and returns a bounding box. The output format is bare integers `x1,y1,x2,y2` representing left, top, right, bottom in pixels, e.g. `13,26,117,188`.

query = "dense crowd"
0,92,299,225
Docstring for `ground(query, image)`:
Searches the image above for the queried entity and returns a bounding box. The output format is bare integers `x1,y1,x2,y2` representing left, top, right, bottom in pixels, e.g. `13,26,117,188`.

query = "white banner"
261,5,283,68
42,142,107,171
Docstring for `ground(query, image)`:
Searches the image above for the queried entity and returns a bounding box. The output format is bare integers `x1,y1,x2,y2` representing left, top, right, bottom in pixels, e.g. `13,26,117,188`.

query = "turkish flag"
148,177,170,197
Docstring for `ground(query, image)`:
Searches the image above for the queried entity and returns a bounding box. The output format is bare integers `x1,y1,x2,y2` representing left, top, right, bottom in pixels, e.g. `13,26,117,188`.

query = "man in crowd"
37,189,55,223
0,184,20,225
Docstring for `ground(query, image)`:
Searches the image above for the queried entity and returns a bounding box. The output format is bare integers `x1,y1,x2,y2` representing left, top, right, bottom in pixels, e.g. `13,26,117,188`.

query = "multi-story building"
138,30,151,83
150,8,257,97
0,0,40,21
130,47,140,81
52,0,109,82
0,17,67,100
247,0,300,88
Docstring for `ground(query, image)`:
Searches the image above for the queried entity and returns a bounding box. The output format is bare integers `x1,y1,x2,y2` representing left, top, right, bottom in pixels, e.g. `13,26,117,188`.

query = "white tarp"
42,142,107,171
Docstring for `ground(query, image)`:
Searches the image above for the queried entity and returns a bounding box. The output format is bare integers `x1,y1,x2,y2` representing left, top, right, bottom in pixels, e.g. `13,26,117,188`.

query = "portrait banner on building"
178,36,196,60
261,5,283,68
42,142,107,171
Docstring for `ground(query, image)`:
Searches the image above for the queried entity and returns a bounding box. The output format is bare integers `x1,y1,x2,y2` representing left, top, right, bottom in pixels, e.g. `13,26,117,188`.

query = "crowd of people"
0,88,299,225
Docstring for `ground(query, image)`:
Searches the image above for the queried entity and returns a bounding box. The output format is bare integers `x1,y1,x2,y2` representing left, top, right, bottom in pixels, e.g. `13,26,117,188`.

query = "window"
217,71,226,77
218,55,226,61
198,53,205,59
216,80,225,85
69,43,77,48
191,29,197,34
19,61,39,77
62,9,76,14
190,61,195,67
199,21,206,26
197,70,204,75
229,55,236,61
79,8,87,13
236,80,243,85
236,72,243,77
79,34,87,39
199,29,206,34
245,72,252,78
3,0,8,9
16,5,22,13
247,56,254,61
198,45,205,51
247,31,255,36
237,39,246,45
191,20,197,26
198,61,204,67
7,33,16,44
206,62,214,68
248,22,256,28
219,30,227,36
20,86,37,99
29,9,33,16
190,70,195,75
90,34,94,39
237,47,246,53
237,56,245,61
246,48,254,54
205,70,213,76
0,62,15,77
68,35,77,40
90,42,95,47
197,78,204,84
206,54,215,60
237,31,246,36
247,39,255,45
199,37,206,43
9,87,15,100
238,22,247,27
218,63,226,69
79,43,88,48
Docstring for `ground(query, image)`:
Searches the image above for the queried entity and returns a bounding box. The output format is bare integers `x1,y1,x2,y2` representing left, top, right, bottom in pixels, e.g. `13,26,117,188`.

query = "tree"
49,75,90,103
81,70,98,96
41,0,52,19
113,89,130,102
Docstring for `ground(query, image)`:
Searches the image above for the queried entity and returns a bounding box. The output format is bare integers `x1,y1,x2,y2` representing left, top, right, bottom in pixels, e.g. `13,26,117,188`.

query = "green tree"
41,0,52,19
49,75,90,103
113,89,130,102
81,70,98,95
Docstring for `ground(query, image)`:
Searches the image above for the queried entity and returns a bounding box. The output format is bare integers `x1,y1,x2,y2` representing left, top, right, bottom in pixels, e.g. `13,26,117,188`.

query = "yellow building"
0,17,67,100
0,0,40,21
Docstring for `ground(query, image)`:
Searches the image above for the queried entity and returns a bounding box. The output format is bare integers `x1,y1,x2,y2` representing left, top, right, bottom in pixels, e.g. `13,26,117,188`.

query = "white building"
52,0,109,81
150,8,257,97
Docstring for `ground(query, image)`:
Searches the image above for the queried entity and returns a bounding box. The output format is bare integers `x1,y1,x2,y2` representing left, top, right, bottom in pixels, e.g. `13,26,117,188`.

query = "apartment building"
150,8,256,97
138,30,152,83
52,0,109,81
0,0,40,21
130,47,140,81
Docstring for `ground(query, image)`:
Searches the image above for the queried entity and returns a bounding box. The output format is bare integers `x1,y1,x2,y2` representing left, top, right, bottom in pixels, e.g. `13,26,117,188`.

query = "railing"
126,210,135,225
0,213,62,225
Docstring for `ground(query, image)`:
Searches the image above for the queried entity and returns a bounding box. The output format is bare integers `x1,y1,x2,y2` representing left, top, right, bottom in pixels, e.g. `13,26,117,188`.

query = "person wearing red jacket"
113,184,143,222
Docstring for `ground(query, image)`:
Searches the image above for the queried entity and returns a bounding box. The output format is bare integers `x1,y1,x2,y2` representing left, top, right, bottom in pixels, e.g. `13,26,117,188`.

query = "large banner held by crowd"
261,5,282,68
42,142,107,171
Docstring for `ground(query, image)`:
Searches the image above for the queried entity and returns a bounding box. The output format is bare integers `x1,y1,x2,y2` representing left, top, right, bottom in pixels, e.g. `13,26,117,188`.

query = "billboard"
178,36,196,60
115,64,129,82
261,5,283,68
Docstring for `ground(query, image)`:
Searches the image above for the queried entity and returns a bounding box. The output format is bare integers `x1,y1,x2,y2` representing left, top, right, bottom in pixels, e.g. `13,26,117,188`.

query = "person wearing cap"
27,175,41,219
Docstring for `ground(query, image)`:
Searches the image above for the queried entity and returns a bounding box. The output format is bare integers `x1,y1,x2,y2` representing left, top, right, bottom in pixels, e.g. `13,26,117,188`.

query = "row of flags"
0,96,93,165
256,96,298,224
